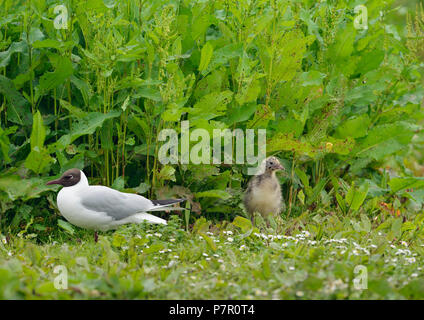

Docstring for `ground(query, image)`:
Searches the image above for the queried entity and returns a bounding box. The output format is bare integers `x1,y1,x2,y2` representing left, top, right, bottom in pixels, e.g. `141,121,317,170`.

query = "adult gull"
47,168,184,233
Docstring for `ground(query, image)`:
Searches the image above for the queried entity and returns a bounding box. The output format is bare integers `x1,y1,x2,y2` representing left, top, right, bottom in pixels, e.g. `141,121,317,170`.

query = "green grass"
1,0,424,300
1,213,423,299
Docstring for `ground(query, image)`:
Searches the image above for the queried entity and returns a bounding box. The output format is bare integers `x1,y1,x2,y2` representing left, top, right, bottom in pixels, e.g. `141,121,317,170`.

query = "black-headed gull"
243,157,285,223
47,168,184,232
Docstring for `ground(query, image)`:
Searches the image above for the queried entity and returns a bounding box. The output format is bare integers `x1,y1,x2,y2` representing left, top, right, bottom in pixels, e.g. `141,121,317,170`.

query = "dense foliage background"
1,0,424,299
1,0,423,233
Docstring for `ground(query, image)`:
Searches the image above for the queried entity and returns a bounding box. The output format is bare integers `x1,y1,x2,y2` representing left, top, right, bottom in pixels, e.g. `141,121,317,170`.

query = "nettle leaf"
0,75,31,125
56,110,121,151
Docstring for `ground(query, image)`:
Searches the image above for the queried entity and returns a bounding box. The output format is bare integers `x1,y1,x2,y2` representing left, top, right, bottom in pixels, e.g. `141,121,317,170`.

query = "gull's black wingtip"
151,199,185,206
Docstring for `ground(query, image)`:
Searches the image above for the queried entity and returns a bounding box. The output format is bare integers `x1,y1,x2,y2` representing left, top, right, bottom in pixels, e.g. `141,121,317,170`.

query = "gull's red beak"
46,179,61,186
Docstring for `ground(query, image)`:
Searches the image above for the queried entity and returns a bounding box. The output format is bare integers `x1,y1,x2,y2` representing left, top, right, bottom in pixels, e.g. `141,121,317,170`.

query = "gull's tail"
133,213,167,225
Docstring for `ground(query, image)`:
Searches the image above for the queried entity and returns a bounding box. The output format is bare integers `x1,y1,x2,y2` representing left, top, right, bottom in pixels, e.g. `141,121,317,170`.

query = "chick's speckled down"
244,157,285,218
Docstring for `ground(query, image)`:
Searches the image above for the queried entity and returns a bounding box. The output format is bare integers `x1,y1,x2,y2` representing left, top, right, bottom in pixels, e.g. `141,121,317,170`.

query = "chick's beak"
275,164,284,171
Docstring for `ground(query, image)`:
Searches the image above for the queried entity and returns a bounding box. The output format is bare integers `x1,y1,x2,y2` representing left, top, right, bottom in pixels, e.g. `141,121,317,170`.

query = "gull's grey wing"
80,186,154,220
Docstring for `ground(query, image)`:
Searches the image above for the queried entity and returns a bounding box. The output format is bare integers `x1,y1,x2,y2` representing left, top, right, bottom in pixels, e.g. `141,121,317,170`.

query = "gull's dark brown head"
46,168,81,187
265,156,284,172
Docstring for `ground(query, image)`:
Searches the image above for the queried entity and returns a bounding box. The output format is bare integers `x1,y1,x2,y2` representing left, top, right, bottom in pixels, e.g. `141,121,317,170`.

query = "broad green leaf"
335,115,370,139
103,0,117,9
157,165,176,182
201,43,243,76
299,70,326,86
56,110,121,151
195,190,231,200
191,14,210,40
391,218,402,239
354,122,417,161
388,177,424,193
360,214,371,233
225,103,258,125
38,56,73,93
60,99,88,118
186,90,233,121
232,216,253,233
0,126,16,163
58,219,75,235
28,27,44,44
25,148,53,174
346,183,368,211
0,75,31,125
134,87,161,102
0,41,27,68
25,111,53,174
199,42,214,72
199,232,216,252
0,174,56,202
29,111,45,150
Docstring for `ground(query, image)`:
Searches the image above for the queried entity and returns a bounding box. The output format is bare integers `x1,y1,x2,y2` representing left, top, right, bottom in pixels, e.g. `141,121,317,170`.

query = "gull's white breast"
57,187,113,230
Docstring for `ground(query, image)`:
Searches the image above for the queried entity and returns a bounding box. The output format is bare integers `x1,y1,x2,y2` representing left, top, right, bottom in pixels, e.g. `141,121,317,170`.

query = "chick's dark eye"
64,175,72,180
